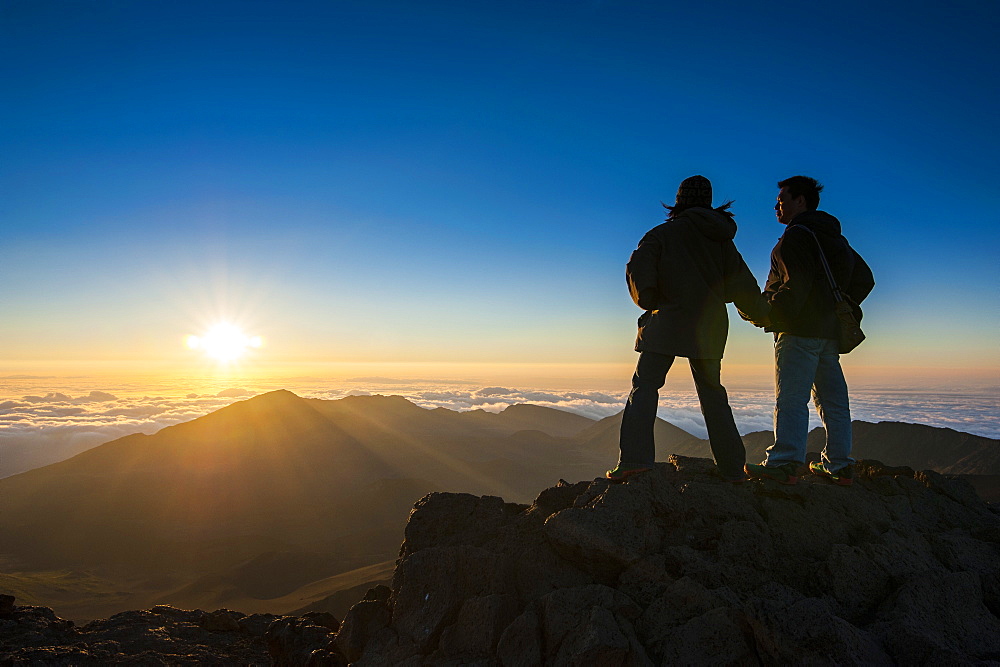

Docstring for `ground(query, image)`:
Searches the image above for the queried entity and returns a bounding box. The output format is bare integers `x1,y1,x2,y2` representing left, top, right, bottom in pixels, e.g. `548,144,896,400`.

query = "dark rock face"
331,456,1000,665
265,614,344,666
0,603,285,665
4,455,998,664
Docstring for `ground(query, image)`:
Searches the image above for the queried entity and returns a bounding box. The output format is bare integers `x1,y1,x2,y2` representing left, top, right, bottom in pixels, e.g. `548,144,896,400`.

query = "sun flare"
186,324,263,363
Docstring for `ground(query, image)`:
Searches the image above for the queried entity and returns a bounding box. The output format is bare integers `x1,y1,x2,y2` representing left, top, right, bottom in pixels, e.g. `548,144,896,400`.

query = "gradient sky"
3,0,998,385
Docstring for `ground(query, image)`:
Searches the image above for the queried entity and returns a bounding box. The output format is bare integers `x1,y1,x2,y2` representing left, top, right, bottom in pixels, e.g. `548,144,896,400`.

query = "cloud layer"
2,380,996,478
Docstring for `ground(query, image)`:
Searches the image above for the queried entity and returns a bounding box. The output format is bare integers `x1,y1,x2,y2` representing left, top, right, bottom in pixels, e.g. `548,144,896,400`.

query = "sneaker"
744,462,799,485
809,461,854,486
606,463,652,481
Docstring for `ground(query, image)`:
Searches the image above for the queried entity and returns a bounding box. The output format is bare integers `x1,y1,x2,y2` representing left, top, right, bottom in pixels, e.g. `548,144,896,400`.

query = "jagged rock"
363,584,392,603
857,458,916,479
434,594,519,659
335,599,392,664
499,585,649,666
398,492,526,559
239,612,283,636
302,611,341,632
0,600,274,664
638,576,738,649
390,544,515,652
657,607,755,665
531,479,591,516
328,456,1000,664
543,467,680,580
916,469,984,507
819,543,891,621
0,594,15,617
871,571,1000,663
266,615,343,666
200,608,242,632
6,454,999,664
747,594,893,664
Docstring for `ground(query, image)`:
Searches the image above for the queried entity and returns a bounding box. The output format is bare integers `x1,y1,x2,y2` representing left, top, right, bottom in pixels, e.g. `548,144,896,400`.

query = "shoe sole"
744,464,798,485
606,467,651,482
810,466,853,486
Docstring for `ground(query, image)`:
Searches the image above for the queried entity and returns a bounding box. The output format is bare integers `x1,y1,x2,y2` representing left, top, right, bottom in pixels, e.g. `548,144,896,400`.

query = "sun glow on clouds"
1,378,997,479
186,324,263,363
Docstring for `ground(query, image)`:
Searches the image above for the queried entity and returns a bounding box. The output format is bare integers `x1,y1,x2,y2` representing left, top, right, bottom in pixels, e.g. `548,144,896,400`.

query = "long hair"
662,200,735,220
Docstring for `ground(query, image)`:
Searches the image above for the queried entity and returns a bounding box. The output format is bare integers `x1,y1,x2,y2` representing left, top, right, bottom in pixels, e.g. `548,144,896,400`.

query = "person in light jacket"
744,176,874,486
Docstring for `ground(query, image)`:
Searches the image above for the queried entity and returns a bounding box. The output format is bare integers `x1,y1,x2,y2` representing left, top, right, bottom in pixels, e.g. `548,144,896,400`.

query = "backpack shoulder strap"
787,225,845,302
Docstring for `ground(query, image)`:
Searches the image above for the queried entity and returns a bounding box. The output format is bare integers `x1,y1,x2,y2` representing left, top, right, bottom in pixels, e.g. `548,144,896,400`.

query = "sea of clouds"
1,377,997,478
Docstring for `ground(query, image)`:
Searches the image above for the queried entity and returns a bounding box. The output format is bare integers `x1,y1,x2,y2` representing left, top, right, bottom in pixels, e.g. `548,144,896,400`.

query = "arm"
626,231,662,310
723,242,770,324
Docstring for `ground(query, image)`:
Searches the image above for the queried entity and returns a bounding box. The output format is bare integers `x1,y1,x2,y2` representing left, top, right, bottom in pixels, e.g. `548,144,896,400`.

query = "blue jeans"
618,351,747,480
763,333,854,471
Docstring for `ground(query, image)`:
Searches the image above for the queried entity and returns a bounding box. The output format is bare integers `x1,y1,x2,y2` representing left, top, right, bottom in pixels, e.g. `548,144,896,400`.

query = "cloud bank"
1,380,996,478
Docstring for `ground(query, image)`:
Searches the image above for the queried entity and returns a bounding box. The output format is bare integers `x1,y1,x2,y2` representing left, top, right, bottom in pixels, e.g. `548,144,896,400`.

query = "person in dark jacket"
607,175,769,483
744,176,874,486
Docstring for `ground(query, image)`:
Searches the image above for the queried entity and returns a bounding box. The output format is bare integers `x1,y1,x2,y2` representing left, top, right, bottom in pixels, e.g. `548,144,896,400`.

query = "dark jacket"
627,207,768,359
764,210,875,339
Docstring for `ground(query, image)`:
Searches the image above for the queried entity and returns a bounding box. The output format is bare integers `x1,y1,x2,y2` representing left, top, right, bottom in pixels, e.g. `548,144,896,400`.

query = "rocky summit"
3,456,1000,665
335,456,1000,666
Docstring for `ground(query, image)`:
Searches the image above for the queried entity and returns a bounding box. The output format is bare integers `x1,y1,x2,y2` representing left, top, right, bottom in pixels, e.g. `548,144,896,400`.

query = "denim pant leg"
689,358,747,479
619,351,674,466
765,333,822,466
812,339,854,471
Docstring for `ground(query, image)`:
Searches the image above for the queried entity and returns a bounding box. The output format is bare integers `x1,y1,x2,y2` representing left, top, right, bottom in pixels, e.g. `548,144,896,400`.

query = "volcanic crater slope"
325,455,1000,665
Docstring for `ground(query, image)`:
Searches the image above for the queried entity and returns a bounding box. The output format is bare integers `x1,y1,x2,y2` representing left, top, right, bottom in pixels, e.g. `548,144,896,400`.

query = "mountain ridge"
1,389,996,624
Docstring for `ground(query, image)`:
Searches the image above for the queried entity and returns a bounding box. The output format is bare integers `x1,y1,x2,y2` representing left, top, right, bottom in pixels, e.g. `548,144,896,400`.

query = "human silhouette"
608,175,768,482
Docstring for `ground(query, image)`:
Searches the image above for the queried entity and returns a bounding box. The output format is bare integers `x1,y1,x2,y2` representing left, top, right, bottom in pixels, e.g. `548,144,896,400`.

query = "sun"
186,324,263,363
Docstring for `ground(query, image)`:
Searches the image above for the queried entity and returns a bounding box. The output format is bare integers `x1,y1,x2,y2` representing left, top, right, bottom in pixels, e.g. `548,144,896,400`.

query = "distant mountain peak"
500,403,552,413
339,393,415,404
246,388,302,401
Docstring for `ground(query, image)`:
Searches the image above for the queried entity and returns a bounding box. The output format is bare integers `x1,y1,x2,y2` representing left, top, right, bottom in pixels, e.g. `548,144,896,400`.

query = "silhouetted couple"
607,175,874,485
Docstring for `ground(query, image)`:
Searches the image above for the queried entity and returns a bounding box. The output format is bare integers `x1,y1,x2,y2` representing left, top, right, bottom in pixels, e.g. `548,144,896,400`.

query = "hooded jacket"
626,207,768,359
764,210,875,339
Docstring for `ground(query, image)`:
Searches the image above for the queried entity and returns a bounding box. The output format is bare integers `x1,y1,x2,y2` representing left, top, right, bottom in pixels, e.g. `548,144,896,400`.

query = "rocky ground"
0,598,339,665
4,455,1000,665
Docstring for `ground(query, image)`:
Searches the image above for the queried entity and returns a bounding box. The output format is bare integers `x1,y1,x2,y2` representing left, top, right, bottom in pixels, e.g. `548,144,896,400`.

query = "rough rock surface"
4,456,999,665
0,602,306,665
333,456,1000,665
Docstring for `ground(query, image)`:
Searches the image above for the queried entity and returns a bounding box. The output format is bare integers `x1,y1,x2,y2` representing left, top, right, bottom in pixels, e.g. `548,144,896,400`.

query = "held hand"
737,307,771,329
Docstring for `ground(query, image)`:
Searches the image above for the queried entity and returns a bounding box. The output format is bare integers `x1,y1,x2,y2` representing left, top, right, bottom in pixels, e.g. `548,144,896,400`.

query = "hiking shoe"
744,462,799,485
606,463,652,481
809,461,854,486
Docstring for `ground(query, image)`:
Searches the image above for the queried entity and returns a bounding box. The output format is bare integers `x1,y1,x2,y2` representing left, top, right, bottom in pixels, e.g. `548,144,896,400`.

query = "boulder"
871,571,1000,663
0,594,16,618
266,615,342,667
200,608,242,632
335,456,1000,664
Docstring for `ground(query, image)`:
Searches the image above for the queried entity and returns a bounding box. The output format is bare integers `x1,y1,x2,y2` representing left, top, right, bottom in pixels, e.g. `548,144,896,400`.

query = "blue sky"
2,0,998,382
